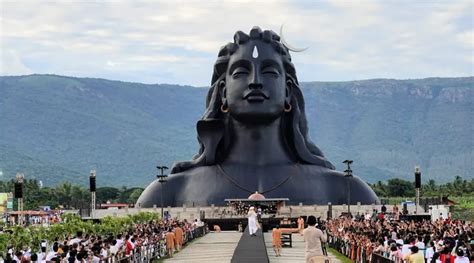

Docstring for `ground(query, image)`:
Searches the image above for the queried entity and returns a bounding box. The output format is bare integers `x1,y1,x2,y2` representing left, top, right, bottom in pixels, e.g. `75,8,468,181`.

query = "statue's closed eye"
262,66,280,78
232,67,250,78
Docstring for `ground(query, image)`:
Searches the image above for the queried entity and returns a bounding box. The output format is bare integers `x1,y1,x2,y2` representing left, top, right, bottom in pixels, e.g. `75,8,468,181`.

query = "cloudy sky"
1,0,472,86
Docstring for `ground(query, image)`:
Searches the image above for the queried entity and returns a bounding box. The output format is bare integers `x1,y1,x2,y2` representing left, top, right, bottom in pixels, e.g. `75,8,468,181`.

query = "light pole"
89,170,96,218
414,166,421,214
343,160,353,215
14,173,24,225
156,166,168,219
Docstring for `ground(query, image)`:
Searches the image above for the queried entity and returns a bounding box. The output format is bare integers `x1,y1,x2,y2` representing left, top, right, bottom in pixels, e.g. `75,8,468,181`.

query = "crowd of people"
4,210,65,227
3,218,207,262
326,215,472,263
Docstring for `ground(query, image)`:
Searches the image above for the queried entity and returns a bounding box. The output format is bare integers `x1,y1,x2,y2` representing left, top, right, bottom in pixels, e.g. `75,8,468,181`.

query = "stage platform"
203,216,297,232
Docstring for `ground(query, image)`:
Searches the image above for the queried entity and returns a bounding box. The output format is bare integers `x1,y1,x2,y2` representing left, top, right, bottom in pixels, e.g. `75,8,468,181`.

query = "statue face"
224,40,288,124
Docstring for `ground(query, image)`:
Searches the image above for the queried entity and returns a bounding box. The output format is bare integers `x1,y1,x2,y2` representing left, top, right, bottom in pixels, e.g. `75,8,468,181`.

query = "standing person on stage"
248,207,258,236
303,215,327,263
166,228,175,257
298,216,305,236
393,204,399,220
272,225,282,257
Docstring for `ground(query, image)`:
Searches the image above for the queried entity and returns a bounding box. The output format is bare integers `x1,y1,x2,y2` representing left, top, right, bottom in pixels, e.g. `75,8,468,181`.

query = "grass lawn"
328,248,352,263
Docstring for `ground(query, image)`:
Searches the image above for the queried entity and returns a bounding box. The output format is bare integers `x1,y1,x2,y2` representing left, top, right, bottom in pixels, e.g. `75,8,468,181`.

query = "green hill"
0,75,472,186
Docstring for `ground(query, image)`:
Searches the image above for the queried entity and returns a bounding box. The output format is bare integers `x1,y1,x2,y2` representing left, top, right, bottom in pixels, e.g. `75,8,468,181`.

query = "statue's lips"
243,90,269,102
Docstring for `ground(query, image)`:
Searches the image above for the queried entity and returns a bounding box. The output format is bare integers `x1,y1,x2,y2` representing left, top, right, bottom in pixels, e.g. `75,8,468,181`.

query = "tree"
54,182,73,209
70,185,89,209
423,179,437,196
96,187,120,204
24,179,41,210
370,181,387,197
386,178,415,197
128,188,144,204
452,176,466,194
118,187,144,204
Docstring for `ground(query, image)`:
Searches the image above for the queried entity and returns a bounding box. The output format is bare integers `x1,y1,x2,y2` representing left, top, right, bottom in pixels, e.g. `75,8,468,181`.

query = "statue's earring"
219,81,228,113
285,81,293,112
284,102,292,112
221,103,229,113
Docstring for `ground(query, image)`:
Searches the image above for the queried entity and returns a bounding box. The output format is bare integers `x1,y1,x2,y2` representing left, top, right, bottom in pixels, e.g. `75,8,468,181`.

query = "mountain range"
0,75,472,187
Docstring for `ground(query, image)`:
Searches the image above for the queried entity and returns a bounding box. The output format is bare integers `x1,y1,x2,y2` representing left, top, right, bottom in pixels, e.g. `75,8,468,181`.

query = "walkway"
163,231,241,263
231,227,268,263
264,232,341,263
164,230,343,263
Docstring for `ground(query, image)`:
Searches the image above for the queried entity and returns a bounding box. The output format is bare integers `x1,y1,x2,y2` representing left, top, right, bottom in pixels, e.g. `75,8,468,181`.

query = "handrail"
104,225,208,262
327,234,395,263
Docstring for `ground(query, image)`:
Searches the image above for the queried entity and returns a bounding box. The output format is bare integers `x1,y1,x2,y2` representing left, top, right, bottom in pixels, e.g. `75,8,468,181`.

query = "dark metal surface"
137,26,379,207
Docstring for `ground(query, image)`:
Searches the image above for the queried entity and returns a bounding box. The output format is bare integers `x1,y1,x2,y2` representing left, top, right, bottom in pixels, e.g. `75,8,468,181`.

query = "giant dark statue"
137,27,379,207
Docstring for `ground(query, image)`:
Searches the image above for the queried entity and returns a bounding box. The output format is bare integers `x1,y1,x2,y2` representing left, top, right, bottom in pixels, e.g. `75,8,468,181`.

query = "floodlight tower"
89,170,96,218
414,166,421,214
343,160,353,215
14,173,24,225
156,166,169,219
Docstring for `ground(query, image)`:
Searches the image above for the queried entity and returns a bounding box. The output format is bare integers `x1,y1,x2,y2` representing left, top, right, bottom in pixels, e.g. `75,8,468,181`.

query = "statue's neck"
223,117,292,166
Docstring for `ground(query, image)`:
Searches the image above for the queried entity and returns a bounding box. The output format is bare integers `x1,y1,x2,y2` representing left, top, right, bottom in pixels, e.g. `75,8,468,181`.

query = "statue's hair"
171,26,335,173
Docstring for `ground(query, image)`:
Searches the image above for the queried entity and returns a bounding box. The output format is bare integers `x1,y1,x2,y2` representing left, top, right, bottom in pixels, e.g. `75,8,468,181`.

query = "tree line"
369,176,474,197
0,212,159,254
0,180,143,210
0,176,472,211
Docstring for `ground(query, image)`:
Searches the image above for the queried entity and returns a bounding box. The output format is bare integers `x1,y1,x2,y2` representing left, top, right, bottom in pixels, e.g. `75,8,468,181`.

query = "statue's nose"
248,71,263,90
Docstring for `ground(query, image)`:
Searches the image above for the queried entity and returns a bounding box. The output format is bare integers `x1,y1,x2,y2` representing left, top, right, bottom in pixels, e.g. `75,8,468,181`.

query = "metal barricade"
328,235,395,263
107,225,208,262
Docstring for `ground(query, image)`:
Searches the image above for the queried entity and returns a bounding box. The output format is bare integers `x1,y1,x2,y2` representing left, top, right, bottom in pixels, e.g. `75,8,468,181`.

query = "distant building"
100,203,129,210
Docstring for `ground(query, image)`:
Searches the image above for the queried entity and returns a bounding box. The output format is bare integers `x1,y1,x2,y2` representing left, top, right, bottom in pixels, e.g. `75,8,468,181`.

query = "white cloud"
456,30,474,48
0,0,472,85
0,50,33,75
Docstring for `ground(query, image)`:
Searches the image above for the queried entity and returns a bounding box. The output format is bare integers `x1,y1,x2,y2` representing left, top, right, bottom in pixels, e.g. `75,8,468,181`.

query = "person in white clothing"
415,236,425,250
425,241,435,263
45,243,59,261
247,207,258,236
454,248,469,263
303,215,327,263
68,231,83,246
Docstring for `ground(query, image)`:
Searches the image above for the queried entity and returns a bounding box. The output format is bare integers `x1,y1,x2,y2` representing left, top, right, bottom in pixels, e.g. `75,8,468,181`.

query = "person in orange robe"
298,217,305,236
174,225,184,251
272,225,282,257
166,229,175,257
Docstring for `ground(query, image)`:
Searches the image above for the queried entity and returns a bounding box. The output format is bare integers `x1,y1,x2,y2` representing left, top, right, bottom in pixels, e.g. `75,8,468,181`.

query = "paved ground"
264,232,341,263
163,231,241,263
164,231,342,263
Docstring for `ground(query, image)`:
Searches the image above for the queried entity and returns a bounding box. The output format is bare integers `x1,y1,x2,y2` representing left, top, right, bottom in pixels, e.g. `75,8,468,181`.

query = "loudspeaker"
403,203,408,215
200,210,205,220
14,182,23,198
327,203,333,219
415,171,421,188
89,176,96,192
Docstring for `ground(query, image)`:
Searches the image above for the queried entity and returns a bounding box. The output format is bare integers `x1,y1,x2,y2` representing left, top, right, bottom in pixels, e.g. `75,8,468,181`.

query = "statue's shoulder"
296,164,379,204
137,165,222,207
297,164,345,180
169,165,219,181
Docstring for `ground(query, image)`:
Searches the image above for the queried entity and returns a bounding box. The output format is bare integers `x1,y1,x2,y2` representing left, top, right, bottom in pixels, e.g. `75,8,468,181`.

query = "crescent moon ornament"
279,24,309,52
